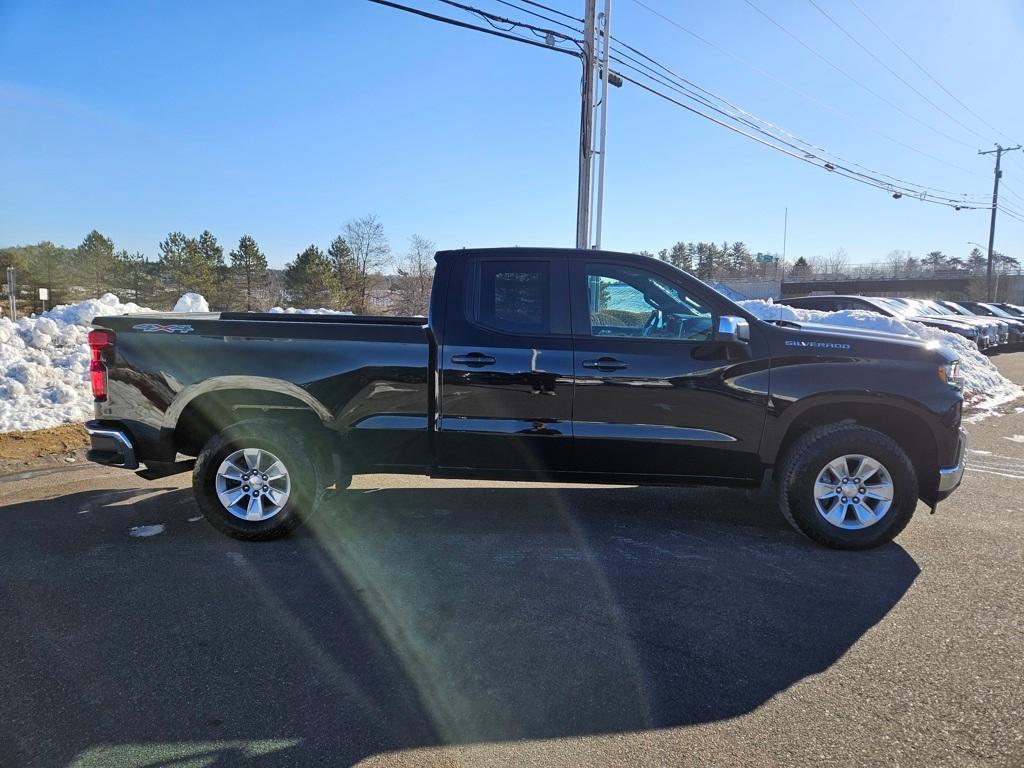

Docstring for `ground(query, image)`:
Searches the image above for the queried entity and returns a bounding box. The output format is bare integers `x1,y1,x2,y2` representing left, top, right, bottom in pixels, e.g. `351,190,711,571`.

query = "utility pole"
575,1,596,250
591,0,612,249
978,144,1022,301
576,0,615,249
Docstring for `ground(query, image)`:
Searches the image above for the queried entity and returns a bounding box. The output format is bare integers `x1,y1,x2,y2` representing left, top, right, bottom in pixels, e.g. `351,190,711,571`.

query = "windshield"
918,300,953,315
871,297,908,315
981,303,1013,318
943,301,973,315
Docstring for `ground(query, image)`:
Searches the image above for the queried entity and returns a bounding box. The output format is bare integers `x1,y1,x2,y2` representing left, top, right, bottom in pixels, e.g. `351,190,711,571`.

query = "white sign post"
5,267,15,320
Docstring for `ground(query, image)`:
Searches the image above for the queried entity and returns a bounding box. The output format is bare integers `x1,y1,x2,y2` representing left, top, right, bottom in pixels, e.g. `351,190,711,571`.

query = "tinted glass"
585,264,713,341
470,260,551,334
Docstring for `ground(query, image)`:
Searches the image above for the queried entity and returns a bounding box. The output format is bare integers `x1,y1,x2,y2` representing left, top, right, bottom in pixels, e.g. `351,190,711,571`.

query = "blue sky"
1,0,1022,268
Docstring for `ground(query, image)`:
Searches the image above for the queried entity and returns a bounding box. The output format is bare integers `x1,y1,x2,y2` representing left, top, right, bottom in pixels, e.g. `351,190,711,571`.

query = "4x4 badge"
132,323,194,334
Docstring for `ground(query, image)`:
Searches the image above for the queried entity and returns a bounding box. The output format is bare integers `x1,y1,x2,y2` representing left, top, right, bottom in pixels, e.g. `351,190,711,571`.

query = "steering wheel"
641,310,660,337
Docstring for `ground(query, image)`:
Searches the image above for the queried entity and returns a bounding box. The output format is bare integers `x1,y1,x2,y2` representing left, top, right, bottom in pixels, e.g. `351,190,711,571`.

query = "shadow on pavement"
0,481,919,766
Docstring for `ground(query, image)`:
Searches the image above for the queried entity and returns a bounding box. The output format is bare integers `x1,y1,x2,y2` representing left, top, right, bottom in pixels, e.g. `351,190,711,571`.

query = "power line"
742,0,976,150
491,0,580,33
997,206,1024,224
845,0,1019,147
606,36,988,203
626,0,977,175
368,1,990,212
510,0,582,23
609,54,983,205
365,0,582,56
999,181,1024,206
615,70,988,210
435,0,579,43
805,0,993,145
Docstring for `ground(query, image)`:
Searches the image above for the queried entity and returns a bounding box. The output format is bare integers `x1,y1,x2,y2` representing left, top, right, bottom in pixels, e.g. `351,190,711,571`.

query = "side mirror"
716,315,750,344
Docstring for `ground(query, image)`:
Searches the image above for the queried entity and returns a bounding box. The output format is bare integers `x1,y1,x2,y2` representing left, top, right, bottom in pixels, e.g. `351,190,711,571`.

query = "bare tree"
392,235,435,316
885,249,912,278
822,248,849,276
343,214,391,313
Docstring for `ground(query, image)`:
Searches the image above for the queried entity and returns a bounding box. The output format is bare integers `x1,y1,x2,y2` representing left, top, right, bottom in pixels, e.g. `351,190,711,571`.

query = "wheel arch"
767,396,939,499
166,377,334,458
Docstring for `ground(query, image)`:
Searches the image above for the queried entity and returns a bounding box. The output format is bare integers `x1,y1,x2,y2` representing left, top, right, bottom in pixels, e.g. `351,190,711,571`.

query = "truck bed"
91,311,433,468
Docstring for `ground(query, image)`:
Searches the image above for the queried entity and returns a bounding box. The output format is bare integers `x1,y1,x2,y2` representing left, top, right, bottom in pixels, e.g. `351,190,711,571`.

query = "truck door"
436,253,573,474
569,258,769,481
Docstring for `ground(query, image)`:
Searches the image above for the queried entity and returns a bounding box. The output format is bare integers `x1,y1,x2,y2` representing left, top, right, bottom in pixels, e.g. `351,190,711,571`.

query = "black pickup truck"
85,247,966,549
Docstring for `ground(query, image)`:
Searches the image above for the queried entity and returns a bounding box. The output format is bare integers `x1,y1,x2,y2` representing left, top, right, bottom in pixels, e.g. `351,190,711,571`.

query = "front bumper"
936,427,967,499
84,421,140,470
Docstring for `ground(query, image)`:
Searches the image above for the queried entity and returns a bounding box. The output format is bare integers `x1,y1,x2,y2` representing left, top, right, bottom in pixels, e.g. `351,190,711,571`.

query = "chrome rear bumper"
84,421,140,470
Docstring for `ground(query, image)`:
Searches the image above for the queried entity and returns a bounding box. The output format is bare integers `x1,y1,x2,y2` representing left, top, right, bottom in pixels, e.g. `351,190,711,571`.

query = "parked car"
994,303,1024,319
935,300,1012,346
888,298,1001,349
85,248,966,550
955,301,1024,345
776,294,987,348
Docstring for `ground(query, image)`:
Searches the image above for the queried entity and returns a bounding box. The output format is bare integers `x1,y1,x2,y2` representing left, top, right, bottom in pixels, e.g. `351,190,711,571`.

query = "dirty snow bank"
0,293,199,432
740,299,1022,409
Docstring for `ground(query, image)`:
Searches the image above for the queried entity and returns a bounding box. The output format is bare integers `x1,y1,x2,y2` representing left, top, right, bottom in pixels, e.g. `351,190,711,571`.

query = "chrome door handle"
582,357,627,371
451,353,496,367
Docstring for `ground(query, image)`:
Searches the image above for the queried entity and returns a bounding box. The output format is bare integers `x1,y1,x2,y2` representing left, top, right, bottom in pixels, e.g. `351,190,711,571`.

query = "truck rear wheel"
776,424,919,550
192,419,323,540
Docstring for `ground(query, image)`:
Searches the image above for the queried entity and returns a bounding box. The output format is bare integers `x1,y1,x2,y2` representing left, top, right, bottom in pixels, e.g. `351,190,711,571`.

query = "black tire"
776,423,919,550
192,419,323,541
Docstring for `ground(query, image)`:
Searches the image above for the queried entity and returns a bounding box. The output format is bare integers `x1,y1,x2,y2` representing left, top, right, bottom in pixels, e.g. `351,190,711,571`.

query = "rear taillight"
88,329,115,401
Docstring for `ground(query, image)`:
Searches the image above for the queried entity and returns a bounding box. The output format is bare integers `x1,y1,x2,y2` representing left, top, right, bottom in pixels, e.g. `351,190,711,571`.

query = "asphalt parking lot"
2,358,1023,768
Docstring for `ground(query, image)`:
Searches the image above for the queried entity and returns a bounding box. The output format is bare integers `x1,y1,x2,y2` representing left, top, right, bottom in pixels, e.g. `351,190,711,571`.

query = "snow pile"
740,299,1021,408
0,293,206,433
173,292,209,313
269,306,353,315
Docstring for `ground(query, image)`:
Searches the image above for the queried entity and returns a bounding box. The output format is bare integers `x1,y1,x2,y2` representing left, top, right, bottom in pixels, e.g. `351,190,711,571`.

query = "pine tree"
197,230,224,269
78,230,116,296
726,241,754,275
183,237,216,298
196,230,225,306
116,250,149,304
328,236,360,310
158,232,190,297
284,245,341,308
666,241,693,271
967,247,986,274
229,235,269,311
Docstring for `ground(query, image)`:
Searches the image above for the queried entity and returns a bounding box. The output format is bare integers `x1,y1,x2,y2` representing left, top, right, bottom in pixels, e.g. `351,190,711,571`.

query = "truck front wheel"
193,419,323,540
776,424,919,550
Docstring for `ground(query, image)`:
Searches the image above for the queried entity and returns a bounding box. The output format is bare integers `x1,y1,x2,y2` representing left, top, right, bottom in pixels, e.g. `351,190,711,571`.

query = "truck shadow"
0,481,919,766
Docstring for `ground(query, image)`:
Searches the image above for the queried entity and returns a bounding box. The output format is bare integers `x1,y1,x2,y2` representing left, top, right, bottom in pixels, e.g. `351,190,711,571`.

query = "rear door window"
468,260,552,334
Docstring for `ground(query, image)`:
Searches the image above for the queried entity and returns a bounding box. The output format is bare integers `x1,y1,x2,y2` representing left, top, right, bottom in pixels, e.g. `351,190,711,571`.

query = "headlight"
938,360,961,387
